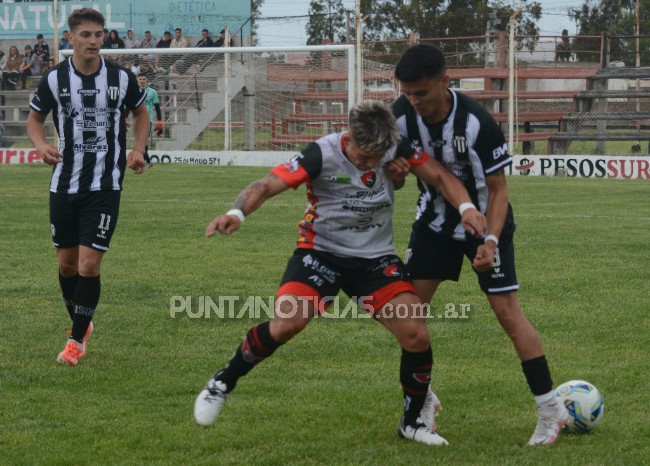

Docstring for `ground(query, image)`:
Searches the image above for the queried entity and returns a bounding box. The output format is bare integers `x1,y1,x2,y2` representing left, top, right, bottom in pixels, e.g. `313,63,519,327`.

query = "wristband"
458,202,476,216
484,234,499,246
226,209,245,223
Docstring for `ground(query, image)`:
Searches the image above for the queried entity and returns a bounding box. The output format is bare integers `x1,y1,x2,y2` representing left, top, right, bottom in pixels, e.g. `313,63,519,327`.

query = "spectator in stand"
58,30,71,50
169,28,189,75
155,31,172,72
2,46,22,90
196,29,214,47
19,45,41,90
0,50,6,72
102,28,110,47
124,29,140,49
214,29,233,47
139,30,157,62
170,28,189,48
103,29,125,50
34,33,50,64
48,57,56,69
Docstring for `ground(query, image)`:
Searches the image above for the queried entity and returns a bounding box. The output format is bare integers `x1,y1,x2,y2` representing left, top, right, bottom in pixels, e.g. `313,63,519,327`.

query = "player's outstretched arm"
410,158,487,238
206,173,290,237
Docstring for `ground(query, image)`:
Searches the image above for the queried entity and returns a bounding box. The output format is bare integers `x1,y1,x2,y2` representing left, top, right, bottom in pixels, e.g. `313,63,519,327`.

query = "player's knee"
58,262,78,277
399,324,431,352
270,317,307,342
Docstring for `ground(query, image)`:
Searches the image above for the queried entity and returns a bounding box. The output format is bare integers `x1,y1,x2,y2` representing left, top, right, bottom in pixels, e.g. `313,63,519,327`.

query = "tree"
249,0,265,46
305,0,542,66
306,0,349,45
570,0,650,66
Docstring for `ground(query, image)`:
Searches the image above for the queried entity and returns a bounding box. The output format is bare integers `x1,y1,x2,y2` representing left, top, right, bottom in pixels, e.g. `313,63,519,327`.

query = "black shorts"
50,190,121,252
404,225,519,295
278,248,418,314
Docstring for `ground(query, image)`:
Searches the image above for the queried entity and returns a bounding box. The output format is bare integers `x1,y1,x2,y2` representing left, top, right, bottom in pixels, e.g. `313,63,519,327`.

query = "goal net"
59,45,398,155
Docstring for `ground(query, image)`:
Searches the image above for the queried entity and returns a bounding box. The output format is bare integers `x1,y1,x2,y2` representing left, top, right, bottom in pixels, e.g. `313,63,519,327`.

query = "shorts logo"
383,265,400,277
361,170,376,188
50,223,56,237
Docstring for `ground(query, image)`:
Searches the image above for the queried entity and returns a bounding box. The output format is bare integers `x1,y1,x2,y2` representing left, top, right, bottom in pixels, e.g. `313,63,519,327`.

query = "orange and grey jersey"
272,132,428,258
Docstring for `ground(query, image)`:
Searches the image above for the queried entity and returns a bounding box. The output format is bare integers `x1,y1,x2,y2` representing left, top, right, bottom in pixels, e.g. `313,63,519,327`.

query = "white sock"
534,390,558,416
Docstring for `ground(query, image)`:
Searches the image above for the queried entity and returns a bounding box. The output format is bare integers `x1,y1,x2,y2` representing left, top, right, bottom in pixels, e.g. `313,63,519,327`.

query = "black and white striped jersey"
30,57,145,194
393,90,515,240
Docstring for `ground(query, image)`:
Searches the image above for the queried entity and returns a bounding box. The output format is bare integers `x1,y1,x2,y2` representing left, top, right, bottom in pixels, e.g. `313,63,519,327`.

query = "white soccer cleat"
420,388,442,432
527,400,569,446
194,378,228,427
397,416,449,446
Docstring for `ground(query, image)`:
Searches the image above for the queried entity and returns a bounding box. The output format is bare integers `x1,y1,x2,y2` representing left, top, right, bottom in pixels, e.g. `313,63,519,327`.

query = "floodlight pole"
508,6,523,155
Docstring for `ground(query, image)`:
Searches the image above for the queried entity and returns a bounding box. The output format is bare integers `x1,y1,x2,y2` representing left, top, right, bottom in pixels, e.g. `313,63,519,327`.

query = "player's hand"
155,120,164,136
461,209,487,238
385,158,411,186
472,243,496,272
127,150,146,174
38,143,63,165
205,214,242,237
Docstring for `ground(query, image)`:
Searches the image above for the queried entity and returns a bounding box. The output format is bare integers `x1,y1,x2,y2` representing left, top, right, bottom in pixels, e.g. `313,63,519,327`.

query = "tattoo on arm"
231,173,281,215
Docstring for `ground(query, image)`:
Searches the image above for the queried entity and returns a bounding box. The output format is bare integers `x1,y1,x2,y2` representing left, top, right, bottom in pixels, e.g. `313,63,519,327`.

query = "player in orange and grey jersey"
193,100,487,446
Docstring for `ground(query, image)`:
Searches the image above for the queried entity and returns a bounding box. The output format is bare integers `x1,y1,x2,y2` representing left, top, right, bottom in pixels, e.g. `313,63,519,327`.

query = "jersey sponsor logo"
59,88,71,97
77,89,100,96
73,136,108,152
361,170,376,188
326,174,352,184
341,202,390,214
338,216,383,232
62,102,79,119
344,184,386,201
492,143,508,160
77,120,111,129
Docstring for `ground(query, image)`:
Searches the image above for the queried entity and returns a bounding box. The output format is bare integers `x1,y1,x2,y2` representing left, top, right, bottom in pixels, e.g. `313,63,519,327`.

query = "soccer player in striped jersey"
27,8,149,367
194,100,487,446
391,44,568,445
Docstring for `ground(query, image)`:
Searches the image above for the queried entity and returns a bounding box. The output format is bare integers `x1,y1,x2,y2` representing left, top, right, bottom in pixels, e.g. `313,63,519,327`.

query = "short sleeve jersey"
271,132,429,258
30,57,146,194
393,90,515,240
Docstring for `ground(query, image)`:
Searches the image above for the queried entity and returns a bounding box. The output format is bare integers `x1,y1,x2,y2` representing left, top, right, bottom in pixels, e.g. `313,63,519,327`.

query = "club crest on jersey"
107,86,120,101
283,154,302,173
360,170,376,188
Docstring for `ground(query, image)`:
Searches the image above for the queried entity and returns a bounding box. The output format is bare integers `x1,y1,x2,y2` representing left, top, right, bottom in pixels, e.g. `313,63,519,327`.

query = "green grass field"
1,164,648,465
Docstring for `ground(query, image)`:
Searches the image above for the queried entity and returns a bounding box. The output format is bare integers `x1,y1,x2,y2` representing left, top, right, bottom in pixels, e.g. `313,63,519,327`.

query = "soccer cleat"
194,378,228,426
56,339,83,366
527,400,569,446
420,388,442,432
397,415,449,446
66,321,94,358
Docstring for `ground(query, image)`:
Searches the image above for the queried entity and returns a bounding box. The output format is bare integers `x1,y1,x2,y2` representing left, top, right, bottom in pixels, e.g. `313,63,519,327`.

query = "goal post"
56,44,400,157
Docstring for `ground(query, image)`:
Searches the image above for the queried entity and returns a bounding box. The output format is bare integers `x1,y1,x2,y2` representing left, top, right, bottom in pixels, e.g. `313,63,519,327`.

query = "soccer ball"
555,380,604,433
